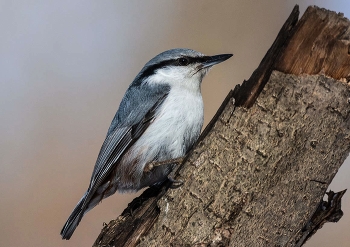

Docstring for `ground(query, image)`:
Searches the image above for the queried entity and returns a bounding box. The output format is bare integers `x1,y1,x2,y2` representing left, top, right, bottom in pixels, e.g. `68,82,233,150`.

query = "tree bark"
93,5,350,247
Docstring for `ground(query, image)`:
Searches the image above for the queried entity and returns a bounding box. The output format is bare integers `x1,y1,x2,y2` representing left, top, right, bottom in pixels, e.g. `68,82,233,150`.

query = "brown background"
0,1,349,246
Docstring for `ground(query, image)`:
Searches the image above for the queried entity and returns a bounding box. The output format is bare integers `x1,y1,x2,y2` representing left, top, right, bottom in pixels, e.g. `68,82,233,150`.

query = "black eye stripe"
177,56,210,66
139,56,210,78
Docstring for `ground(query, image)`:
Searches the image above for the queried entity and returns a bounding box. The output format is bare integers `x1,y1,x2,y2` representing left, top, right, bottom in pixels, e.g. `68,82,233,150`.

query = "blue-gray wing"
61,83,170,240
86,83,170,199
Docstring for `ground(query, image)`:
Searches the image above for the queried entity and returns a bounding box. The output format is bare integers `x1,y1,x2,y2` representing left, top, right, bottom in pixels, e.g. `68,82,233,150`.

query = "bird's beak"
201,54,233,68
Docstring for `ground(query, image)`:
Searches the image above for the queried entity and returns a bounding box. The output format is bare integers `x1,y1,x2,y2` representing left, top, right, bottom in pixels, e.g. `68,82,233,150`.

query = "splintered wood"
276,7,350,79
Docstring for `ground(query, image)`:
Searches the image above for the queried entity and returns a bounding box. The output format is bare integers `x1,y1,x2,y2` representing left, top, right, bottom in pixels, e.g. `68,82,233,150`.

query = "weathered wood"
93,187,162,246
93,5,350,247
137,70,350,247
234,5,299,108
276,6,350,79
295,190,347,246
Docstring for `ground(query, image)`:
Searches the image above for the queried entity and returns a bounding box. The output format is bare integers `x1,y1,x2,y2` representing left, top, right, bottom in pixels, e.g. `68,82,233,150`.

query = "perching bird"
61,48,232,239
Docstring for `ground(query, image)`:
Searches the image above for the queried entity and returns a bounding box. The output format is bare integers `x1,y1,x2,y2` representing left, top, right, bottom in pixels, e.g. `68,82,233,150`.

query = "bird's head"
135,48,232,92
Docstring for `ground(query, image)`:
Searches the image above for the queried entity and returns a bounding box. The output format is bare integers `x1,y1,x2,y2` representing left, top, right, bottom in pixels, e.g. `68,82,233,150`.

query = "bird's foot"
168,176,184,189
141,157,185,189
144,157,184,172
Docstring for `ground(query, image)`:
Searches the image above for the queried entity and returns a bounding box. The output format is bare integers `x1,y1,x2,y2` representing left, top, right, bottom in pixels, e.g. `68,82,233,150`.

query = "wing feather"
61,84,169,239
84,89,169,208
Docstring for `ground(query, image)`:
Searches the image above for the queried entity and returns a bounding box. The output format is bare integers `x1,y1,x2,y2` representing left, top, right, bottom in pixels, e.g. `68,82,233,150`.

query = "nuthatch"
61,48,232,239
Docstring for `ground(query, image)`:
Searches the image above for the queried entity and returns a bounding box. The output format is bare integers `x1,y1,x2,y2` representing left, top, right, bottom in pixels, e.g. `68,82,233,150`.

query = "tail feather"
61,181,113,239
61,194,87,240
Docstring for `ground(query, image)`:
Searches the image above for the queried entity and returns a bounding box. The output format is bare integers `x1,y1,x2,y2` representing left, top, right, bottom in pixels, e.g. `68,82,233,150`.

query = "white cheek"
148,67,186,84
145,66,203,92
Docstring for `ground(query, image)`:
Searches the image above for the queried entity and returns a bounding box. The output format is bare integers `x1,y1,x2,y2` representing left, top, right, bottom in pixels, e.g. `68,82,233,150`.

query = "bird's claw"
168,177,184,189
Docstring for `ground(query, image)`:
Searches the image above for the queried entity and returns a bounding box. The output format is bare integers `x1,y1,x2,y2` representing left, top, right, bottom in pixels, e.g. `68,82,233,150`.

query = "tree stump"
93,5,350,247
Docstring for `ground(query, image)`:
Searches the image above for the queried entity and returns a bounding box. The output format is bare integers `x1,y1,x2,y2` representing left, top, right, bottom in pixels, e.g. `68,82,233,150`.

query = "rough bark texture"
137,71,350,247
94,5,350,247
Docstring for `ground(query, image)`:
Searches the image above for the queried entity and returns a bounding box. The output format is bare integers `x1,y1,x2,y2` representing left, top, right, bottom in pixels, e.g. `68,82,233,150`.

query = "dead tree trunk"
93,5,350,247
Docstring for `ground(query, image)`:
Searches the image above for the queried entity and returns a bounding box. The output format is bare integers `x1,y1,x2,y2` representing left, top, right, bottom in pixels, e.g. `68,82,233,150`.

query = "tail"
61,181,113,239
61,193,87,240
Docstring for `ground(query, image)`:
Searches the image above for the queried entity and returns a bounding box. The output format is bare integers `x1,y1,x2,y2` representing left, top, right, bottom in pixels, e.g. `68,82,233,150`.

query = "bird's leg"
144,157,184,172
144,157,184,189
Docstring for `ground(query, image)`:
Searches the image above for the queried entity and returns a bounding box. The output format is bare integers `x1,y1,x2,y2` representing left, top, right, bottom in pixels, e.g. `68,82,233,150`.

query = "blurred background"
1,1,349,246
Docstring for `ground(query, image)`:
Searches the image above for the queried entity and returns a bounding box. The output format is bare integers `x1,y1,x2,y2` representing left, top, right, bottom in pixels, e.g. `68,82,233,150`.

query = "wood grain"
276,6,350,79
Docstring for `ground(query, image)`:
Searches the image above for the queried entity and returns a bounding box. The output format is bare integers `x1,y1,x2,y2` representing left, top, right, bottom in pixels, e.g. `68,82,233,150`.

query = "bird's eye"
178,57,189,66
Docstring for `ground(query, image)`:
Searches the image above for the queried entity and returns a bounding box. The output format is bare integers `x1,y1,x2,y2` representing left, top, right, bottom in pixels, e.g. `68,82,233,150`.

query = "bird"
61,48,232,239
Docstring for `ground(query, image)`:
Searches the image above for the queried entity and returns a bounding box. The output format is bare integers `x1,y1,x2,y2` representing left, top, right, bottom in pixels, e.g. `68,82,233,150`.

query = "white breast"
117,63,207,189
126,85,203,166
116,85,204,191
